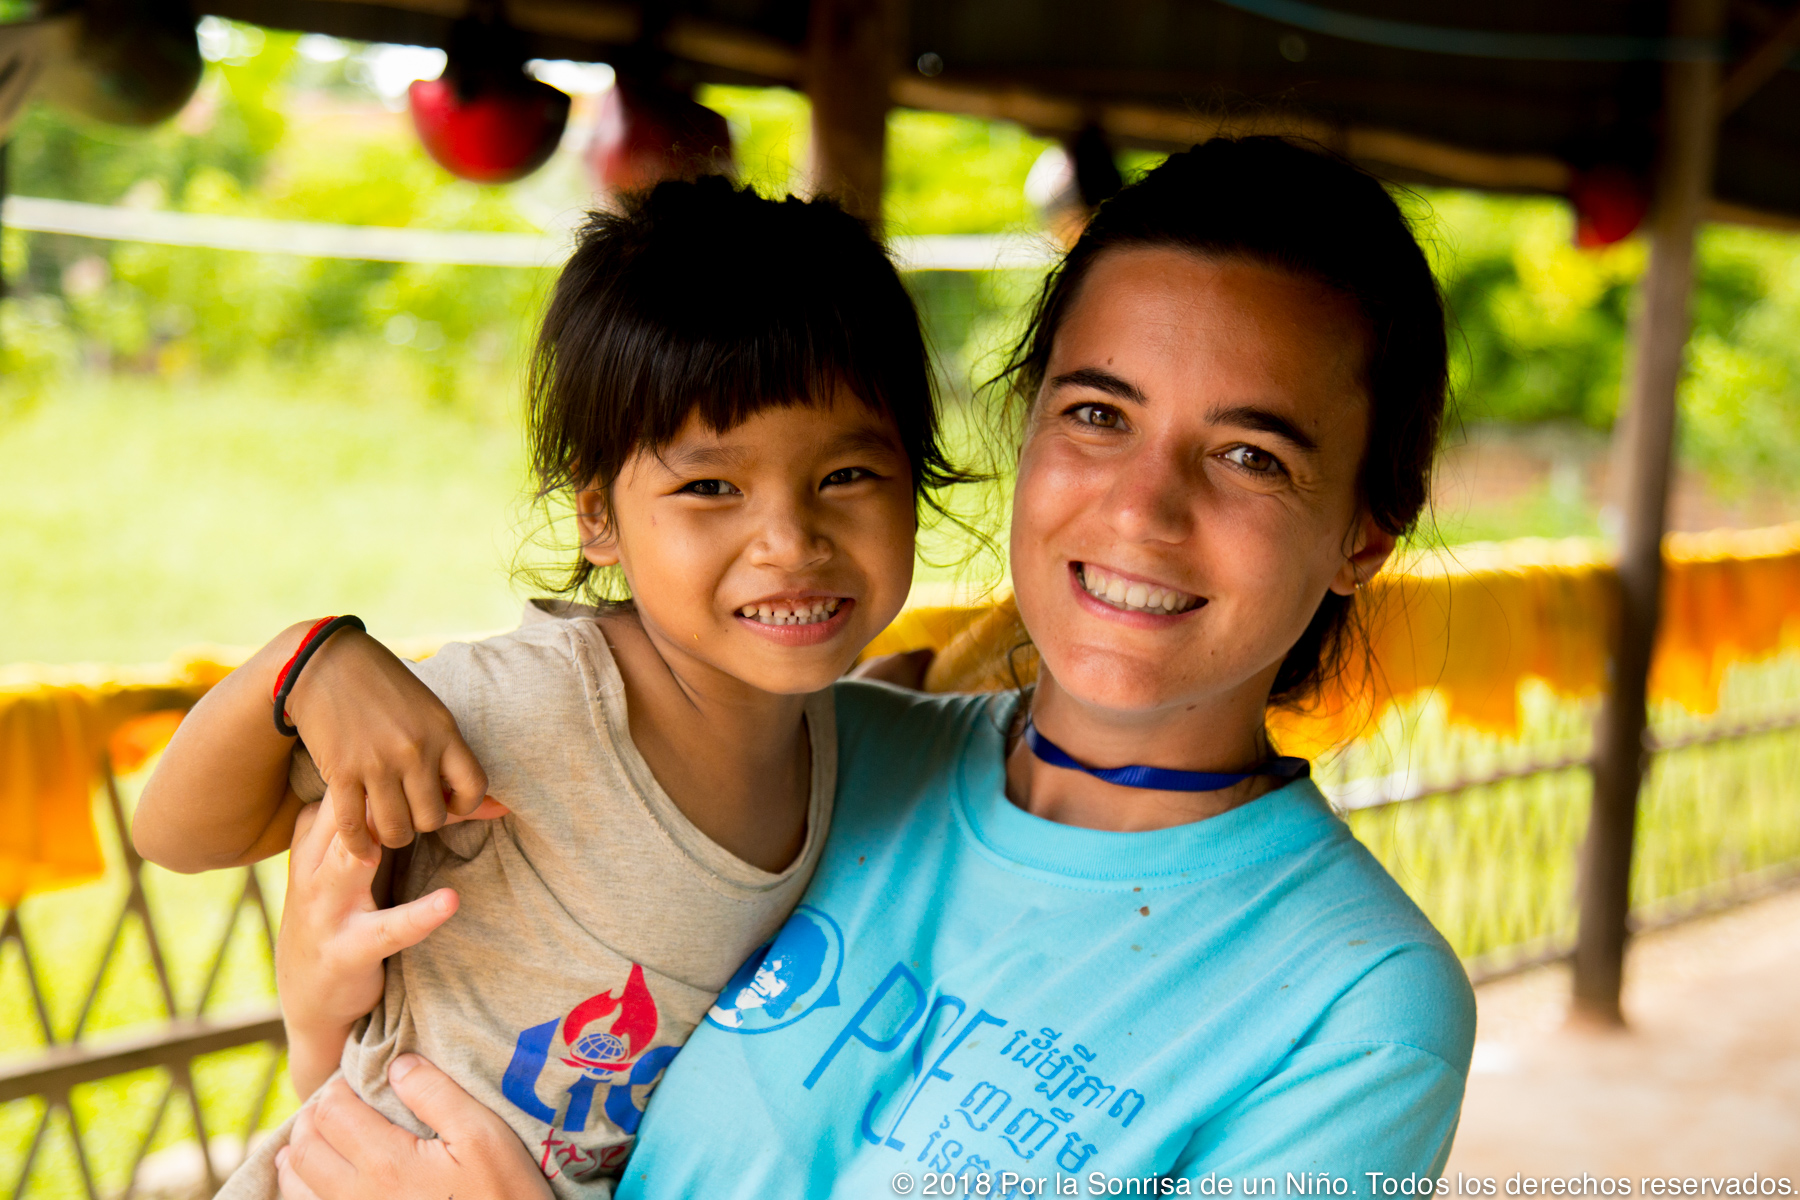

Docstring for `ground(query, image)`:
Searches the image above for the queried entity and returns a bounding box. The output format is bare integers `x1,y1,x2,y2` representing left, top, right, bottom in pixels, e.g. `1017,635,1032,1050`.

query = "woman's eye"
822,467,875,488
680,479,741,497
1069,404,1123,429
1222,445,1284,475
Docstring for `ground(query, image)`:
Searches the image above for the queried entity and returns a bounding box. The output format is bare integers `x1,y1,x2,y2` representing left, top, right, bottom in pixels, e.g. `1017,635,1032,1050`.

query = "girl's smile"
734,595,857,645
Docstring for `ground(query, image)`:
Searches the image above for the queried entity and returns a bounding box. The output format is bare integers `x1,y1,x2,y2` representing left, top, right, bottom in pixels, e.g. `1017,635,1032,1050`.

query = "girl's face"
578,388,918,696
1010,246,1394,720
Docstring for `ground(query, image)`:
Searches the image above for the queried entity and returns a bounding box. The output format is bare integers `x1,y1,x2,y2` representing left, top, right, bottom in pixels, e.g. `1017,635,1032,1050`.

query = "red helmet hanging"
408,5,568,184
587,75,732,195
1570,164,1650,248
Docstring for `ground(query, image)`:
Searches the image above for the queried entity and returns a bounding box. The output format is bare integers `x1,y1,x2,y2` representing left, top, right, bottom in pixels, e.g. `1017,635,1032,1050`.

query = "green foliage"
885,109,1055,235
905,267,1044,402
6,29,292,209
6,28,545,410
1418,191,1645,429
702,84,808,199
1419,190,1800,491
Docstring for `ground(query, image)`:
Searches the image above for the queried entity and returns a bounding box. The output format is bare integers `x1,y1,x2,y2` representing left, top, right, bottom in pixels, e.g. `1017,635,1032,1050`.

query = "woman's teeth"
1078,564,1200,614
737,599,843,626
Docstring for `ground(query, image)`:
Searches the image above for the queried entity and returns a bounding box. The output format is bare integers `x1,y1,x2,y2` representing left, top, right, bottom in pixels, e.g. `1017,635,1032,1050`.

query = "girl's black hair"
1002,136,1448,707
528,176,964,601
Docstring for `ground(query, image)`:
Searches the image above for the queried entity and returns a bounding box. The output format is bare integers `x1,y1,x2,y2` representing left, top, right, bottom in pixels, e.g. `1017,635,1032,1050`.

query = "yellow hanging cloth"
858,523,1800,760
0,652,236,902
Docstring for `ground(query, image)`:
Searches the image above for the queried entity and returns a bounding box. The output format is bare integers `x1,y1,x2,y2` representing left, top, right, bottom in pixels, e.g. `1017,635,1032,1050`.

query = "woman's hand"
275,1056,552,1200
278,794,502,1096
285,629,492,858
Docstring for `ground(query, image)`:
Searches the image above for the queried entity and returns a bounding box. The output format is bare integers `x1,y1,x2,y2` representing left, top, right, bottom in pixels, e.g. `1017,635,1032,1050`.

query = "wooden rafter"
1718,1,1800,114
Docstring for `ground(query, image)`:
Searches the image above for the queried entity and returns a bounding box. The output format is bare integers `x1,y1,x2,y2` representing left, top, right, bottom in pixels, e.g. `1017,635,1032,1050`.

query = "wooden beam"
804,0,899,224
895,74,1574,192
1707,195,1800,229
1573,0,1723,1028
1718,1,1800,114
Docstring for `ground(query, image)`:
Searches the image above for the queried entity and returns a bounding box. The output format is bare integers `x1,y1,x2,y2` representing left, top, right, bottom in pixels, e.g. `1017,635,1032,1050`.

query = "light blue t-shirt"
618,683,1475,1198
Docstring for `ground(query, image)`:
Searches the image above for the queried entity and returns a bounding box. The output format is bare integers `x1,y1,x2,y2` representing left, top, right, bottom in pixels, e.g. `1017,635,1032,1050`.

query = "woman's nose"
1100,448,1197,544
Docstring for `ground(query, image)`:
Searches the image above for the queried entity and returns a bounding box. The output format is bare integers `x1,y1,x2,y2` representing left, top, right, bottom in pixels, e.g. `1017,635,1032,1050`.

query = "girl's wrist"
282,625,371,731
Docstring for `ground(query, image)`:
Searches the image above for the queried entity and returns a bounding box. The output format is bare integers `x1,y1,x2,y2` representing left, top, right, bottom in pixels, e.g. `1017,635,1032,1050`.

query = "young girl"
132,176,961,1195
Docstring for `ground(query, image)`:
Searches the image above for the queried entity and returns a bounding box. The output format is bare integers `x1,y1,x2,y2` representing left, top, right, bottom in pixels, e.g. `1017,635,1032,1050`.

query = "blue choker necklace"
1022,720,1310,793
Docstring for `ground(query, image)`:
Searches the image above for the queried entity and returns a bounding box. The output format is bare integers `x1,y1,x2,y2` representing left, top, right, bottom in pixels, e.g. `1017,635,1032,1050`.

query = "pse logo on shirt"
706,906,845,1034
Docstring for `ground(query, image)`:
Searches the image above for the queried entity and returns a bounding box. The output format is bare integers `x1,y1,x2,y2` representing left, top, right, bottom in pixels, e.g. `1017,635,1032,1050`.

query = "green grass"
0,370,1019,666
2,368,541,665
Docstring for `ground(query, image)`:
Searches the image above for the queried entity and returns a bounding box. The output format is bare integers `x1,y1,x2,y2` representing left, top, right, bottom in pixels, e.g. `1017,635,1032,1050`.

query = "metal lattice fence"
1335,715,1800,979
0,758,290,1199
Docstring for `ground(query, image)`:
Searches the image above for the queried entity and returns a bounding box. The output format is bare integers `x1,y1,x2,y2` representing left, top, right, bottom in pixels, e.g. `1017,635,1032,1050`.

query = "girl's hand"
278,794,502,1096
284,629,492,858
275,1057,551,1200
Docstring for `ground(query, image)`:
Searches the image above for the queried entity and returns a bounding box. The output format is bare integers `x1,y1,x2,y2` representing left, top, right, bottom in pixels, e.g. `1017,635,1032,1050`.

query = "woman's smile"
1070,562,1204,621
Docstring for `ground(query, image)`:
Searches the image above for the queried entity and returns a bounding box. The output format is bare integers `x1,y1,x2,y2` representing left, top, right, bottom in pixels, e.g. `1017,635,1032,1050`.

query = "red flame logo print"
557,963,659,1077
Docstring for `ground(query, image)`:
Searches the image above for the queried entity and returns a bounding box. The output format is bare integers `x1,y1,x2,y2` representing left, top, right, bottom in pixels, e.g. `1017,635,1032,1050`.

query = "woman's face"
1010,246,1392,721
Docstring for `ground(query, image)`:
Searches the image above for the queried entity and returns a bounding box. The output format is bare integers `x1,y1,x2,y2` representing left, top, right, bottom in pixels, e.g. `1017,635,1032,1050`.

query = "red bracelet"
273,616,339,705
272,615,366,736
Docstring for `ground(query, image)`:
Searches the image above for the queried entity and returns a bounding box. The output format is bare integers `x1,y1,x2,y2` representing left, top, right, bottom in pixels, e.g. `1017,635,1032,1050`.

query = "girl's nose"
749,498,833,571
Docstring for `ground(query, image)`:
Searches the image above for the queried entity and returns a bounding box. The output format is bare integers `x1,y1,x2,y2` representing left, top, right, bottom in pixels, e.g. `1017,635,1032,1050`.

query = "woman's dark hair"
528,176,963,601
1002,136,1448,708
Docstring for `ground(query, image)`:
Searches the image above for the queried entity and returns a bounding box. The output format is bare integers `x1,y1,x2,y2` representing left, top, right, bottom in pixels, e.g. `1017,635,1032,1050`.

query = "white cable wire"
1,196,1057,272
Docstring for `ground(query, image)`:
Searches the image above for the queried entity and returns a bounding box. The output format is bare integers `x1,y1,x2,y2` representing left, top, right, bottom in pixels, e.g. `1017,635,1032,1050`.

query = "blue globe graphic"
574,1030,626,1076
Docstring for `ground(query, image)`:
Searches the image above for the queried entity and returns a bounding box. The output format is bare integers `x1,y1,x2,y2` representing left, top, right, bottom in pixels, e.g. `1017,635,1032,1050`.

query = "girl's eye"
1068,404,1123,429
1222,445,1284,475
680,479,742,497
822,467,875,488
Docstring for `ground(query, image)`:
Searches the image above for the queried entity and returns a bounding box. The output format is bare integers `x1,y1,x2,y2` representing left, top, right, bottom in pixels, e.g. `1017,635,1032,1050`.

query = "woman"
274,136,1473,1198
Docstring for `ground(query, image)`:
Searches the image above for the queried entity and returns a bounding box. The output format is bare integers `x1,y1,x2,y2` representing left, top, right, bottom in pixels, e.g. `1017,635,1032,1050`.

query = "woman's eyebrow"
1206,404,1319,453
1048,367,1147,405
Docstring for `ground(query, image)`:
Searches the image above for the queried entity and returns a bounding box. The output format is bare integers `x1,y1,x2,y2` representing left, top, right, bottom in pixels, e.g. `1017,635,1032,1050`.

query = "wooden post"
1572,0,1722,1026
804,0,899,225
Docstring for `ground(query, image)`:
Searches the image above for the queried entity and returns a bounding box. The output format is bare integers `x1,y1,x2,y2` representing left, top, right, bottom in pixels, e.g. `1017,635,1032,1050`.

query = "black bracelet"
273,615,367,737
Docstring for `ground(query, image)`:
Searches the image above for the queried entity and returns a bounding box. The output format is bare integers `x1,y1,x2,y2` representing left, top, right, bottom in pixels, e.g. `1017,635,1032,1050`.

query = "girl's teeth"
738,599,842,626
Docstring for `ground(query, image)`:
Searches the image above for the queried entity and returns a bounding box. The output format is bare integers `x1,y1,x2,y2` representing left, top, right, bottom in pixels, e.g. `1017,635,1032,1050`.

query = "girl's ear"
576,487,620,567
1329,509,1397,596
